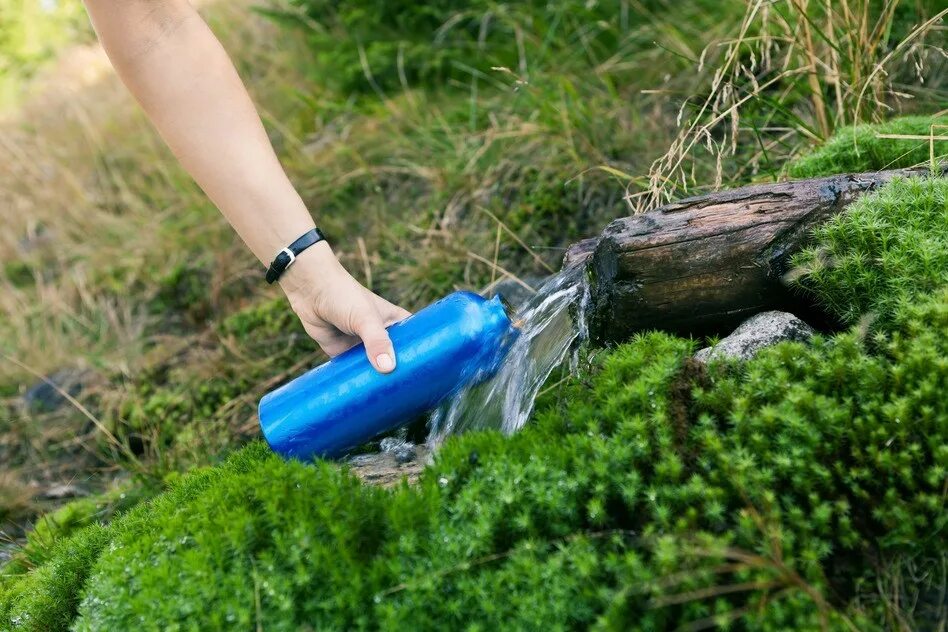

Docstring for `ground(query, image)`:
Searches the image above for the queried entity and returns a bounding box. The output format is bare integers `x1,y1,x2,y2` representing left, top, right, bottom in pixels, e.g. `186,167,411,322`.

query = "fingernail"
376,353,395,372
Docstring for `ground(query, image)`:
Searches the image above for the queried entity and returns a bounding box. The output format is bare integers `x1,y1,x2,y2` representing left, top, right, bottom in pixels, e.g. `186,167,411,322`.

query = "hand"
279,242,411,373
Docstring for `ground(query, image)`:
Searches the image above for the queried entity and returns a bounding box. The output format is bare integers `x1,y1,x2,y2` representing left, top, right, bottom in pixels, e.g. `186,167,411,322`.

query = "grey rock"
393,446,417,464
378,436,404,452
347,444,430,488
380,437,417,464
23,368,87,413
695,311,815,363
38,483,88,500
0,542,19,567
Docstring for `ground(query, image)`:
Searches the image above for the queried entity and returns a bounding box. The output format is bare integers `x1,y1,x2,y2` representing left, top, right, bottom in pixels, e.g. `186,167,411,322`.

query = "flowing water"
427,265,591,446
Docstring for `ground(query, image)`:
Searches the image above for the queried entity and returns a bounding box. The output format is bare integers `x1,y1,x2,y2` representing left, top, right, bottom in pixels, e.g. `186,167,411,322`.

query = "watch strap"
265,228,326,284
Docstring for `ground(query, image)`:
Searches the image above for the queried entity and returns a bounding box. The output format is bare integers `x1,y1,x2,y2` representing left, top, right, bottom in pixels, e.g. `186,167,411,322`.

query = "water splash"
427,265,590,446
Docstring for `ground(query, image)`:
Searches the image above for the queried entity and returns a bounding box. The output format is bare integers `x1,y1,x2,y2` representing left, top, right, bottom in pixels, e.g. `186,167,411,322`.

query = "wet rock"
393,448,416,465
347,444,429,487
380,437,417,464
347,453,379,468
0,542,19,567
694,311,815,363
487,275,548,310
22,368,88,413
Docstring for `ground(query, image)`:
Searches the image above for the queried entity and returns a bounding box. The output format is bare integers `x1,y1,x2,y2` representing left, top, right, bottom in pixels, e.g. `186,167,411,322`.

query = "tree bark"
565,167,946,344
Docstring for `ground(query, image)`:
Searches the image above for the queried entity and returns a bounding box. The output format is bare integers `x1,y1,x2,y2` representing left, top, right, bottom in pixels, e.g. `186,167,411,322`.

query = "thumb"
353,315,397,374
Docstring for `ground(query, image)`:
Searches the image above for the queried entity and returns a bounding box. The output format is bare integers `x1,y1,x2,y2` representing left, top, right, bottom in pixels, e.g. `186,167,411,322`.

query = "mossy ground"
787,115,948,178
1,0,947,629
792,176,948,326
2,177,947,630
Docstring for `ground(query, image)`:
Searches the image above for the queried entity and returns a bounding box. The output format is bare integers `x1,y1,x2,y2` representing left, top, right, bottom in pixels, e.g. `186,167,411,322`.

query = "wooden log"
567,167,946,344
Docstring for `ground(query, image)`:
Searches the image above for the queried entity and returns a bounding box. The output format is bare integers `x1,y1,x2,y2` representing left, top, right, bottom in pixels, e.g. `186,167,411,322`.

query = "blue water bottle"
258,291,518,460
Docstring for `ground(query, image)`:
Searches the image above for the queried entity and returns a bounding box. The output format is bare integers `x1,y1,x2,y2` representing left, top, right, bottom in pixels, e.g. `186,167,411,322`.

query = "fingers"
300,320,359,358
292,272,410,370
353,314,397,374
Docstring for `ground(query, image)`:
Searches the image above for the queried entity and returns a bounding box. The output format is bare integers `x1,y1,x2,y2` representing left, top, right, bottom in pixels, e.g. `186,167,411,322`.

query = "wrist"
249,201,316,267
278,240,343,297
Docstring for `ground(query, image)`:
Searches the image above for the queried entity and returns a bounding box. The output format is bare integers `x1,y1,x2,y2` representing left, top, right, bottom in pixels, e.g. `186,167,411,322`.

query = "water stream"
427,265,590,446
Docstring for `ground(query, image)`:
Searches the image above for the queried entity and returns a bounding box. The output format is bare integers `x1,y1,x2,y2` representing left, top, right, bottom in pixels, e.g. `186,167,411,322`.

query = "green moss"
791,176,948,326
0,525,111,632
4,284,947,628
0,460,238,630
6,175,948,629
788,115,948,178
22,484,155,564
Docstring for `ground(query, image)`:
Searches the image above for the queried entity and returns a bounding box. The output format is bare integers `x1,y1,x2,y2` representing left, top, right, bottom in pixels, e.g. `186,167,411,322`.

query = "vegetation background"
0,0,946,629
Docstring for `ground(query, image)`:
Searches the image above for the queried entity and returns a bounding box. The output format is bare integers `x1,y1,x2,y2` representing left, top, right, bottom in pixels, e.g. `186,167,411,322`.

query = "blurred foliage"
642,0,947,205
0,0,90,106
265,0,642,92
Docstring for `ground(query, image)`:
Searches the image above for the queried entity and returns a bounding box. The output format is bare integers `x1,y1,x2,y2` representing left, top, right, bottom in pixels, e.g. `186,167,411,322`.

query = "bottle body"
258,291,518,460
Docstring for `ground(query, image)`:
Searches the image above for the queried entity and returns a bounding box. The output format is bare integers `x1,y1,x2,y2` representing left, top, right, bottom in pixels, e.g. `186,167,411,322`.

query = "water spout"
428,265,590,445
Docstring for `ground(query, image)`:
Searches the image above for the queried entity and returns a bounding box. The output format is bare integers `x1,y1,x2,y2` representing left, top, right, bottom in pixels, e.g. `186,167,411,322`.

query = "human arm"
81,0,408,372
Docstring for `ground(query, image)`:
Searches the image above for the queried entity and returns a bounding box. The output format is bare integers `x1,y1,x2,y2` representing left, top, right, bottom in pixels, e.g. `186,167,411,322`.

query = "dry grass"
0,1,316,529
640,0,948,210
0,1,307,386
0,472,32,527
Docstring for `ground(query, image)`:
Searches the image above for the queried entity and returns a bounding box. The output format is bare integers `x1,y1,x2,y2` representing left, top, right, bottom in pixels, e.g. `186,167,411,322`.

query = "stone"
0,542,19,567
694,311,816,363
380,437,417,464
347,444,429,488
22,368,88,413
38,483,88,500
347,453,382,467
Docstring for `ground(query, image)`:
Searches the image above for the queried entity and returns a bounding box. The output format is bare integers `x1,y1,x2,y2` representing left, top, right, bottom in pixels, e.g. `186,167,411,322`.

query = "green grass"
3,177,947,630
